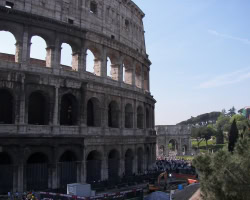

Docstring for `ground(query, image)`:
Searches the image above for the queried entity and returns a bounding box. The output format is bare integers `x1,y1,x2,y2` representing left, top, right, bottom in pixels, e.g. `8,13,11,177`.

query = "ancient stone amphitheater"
0,0,156,193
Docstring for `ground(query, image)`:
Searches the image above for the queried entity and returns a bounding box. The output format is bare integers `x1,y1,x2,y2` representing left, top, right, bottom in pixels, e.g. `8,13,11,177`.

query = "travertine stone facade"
0,0,156,193
156,125,192,157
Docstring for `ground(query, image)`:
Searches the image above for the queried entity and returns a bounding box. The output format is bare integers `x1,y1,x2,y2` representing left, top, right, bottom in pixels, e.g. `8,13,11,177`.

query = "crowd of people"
153,156,195,174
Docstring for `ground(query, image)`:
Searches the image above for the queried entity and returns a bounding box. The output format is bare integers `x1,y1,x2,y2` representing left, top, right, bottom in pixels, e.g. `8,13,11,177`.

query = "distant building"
239,107,250,120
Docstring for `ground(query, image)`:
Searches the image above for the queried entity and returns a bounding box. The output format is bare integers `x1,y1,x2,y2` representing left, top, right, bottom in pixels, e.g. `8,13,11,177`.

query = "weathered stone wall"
0,0,146,55
0,0,156,193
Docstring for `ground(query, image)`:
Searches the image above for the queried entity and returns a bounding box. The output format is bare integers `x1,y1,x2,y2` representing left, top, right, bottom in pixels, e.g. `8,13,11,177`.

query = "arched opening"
125,104,133,128
159,145,165,156
123,59,132,85
182,145,187,155
146,108,150,128
87,98,101,127
146,147,150,170
124,149,133,176
86,49,101,76
60,94,78,125
108,150,120,183
0,31,16,62
60,43,73,69
108,101,119,128
58,151,77,189
0,89,14,124
28,92,48,125
0,152,13,194
169,139,178,154
137,106,143,129
135,64,142,88
107,57,112,78
30,36,47,66
137,148,143,174
86,151,102,183
26,152,49,191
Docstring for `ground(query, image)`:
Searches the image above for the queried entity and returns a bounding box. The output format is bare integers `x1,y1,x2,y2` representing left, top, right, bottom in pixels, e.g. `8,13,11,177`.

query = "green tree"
193,136,250,200
216,128,224,144
215,114,230,132
228,119,239,152
228,106,236,117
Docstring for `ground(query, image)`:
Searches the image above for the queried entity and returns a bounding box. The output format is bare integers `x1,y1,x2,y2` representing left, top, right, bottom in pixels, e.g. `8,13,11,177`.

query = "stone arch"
0,31,16,62
60,43,73,67
59,36,81,71
137,105,144,129
146,107,150,128
108,101,119,128
108,149,120,182
0,89,14,124
124,149,134,176
30,35,47,66
60,93,78,126
169,139,178,153
0,152,13,194
87,97,101,127
26,152,49,191
86,150,102,183
137,147,143,174
123,57,133,85
58,150,78,188
85,43,102,75
106,49,120,80
0,21,23,42
125,103,133,128
28,91,49,125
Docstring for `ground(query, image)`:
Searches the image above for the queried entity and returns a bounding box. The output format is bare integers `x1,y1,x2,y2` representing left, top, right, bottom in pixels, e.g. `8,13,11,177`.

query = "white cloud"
197,68,250,89
208,29,250,45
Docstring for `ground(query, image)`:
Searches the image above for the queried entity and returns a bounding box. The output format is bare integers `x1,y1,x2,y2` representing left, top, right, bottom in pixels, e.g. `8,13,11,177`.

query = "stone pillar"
15,41,23,63
120,98,124,130
111,63,122,81
53,86,59,125
102,156,108,180
100,46,107,77
52,38,61,74
20,26,31,65
17,163,24,192
51,163,57,189
132,61,136,87
134,146,138,174
141,65,145,90
133,100,137,131
119,145,125,176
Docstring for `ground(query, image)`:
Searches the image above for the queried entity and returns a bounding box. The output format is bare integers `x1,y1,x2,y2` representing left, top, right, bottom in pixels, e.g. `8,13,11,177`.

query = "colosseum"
0,0,156,194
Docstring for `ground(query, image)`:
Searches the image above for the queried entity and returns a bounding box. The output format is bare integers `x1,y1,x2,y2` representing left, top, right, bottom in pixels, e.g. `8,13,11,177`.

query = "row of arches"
0,147,151,193
0,89,153,129
158,139,188,157
0,30,149,90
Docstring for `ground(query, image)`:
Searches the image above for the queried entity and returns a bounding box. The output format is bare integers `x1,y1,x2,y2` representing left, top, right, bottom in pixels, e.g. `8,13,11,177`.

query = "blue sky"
133,0,250,124
0,0,250,125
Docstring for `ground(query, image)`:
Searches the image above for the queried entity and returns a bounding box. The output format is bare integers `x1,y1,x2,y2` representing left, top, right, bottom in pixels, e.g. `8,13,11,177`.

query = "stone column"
119,145,125,177
141,65,145,90
100,46,107,77
53,86,59,134
17,163,24,192
15,41,23,63
132,61,136,87
120,97,124,130
134,146,138,174
133,100,137,132
20,26,31,66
